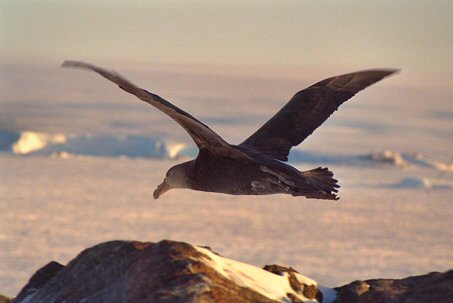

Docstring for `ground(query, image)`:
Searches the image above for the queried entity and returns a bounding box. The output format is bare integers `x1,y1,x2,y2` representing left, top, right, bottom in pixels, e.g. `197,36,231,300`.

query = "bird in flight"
62,61,397,200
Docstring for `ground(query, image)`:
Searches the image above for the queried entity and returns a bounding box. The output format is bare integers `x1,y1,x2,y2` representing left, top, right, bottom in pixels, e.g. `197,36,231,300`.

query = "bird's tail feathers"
301,167,340,200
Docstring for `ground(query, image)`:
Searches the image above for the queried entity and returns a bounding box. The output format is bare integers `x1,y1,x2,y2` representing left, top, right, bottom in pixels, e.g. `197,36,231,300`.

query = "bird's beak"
153,180,170,199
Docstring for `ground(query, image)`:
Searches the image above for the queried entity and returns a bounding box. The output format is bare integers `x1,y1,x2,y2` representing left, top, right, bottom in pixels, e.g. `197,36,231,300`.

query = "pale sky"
1,1,452,74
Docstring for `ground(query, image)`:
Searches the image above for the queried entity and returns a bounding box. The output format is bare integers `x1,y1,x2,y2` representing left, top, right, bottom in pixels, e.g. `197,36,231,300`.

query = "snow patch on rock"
195,246,336,303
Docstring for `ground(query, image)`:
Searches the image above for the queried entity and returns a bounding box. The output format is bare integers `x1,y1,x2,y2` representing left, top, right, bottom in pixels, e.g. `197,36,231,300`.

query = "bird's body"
177,147,338,200
62,61,398,200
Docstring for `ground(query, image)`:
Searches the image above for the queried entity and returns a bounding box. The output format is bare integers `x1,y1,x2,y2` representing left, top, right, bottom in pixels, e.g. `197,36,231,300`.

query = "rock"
335,270,453,303
14,261,64,302
11,240,298,303
7,240,452,303
263,264,323,302
0,294,11,303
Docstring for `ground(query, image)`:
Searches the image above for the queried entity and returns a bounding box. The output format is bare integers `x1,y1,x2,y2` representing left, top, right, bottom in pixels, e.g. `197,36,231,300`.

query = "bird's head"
153,162,191,199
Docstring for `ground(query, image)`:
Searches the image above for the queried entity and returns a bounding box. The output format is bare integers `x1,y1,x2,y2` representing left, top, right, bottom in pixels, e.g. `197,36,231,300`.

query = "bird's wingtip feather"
376,68,401,77
61,60,96,70
61,60,81,68
386,68,401,75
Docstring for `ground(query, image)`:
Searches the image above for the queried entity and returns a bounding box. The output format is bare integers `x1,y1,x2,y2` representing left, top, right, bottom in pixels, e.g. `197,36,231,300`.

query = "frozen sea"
1,62,452,297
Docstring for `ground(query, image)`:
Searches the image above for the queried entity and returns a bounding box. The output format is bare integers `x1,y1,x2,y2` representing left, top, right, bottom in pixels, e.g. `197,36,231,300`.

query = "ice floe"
1,130,451,178
0,129,197,159
12,131,66,154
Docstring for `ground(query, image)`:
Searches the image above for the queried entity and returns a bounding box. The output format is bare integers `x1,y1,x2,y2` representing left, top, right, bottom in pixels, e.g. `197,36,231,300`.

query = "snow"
195,246,332,303
1,62,452,298
316,286,337,303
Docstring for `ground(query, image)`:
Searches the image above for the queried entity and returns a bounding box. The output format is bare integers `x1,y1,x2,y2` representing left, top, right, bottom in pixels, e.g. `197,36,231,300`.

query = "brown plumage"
62,61,398,200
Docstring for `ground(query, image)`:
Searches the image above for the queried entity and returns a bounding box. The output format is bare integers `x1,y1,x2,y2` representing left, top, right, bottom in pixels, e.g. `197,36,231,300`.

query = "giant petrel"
62,61,397,200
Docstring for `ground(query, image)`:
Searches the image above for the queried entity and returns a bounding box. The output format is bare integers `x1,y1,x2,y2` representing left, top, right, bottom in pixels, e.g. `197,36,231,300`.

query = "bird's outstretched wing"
62,61,236,154
240,69,398,161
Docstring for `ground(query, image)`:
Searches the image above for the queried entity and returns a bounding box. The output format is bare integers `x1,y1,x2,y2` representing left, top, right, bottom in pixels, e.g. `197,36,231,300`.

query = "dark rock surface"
5,240,452,303
335,270,453,303
14,261,64,302
263,264,323,302
12,240,278,303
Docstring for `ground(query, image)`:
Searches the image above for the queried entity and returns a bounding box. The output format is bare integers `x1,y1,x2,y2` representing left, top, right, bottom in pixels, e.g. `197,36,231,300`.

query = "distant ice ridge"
1,129,452,173
0,129,198,159
389,177,453,189
289,148,452,172
365,150,453,171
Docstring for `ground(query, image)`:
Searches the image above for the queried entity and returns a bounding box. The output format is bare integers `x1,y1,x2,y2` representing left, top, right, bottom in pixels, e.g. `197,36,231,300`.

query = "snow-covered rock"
8,240,452,303
12,240,333,303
